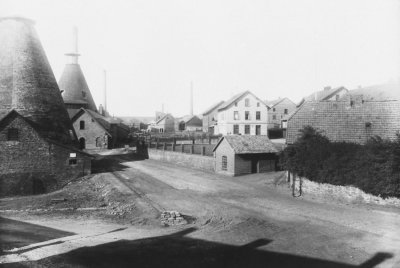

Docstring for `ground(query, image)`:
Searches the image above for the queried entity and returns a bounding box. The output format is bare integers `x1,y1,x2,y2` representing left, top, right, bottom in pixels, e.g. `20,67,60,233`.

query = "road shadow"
0,217,74,255
91,152,146,173
2,227,392,268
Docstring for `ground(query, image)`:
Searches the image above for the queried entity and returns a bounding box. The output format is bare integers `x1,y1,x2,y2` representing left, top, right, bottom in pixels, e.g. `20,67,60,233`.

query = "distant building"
58,27,129,148
213,135,278,176
297,86,348,107
286,84,400,144
0,17,92,197
176,115,203,132
202,101,224,133
265,98,297,129
214,91,269,136
149,113,175,133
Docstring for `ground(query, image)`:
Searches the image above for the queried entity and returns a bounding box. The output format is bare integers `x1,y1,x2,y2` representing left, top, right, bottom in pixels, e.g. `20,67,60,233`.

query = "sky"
1,0,399,117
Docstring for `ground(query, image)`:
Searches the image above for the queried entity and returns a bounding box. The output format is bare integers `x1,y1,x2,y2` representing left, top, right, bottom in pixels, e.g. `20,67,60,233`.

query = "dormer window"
7,128,19,141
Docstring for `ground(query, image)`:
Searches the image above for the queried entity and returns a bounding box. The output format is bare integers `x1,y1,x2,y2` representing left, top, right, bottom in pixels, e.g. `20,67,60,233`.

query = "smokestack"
65,26,80,64
103,69,107,112
190,81,193,116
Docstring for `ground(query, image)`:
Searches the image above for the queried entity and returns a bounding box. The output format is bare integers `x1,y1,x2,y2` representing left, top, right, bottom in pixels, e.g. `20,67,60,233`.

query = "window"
245,111,250,120
245,98,250,107
222,156,227,170
272,108,276,112
233,124,239,134
335,94,340,101
272,115,276,120
234,111,239,120
256,111,260,120
234,102,238,107
69,159,77,165
284,109,288,114
245,125,250,134
80,120,85,130
7,128,18,141
257,102,260,107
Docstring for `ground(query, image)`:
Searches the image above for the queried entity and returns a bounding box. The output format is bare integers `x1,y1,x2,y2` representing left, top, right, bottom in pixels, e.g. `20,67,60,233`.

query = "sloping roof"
218,91,269,111
0,17,77,146
202,101,225,116
286,99,400,144
265,97,297,109
346,83,400,101
304,86,348,102
0,110,91,157
156,113,174,124
59,64,98,112
72,108,112,136
213,135,279,154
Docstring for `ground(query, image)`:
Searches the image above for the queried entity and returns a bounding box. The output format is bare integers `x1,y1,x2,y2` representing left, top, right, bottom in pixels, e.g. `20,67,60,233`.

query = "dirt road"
1,157,400,267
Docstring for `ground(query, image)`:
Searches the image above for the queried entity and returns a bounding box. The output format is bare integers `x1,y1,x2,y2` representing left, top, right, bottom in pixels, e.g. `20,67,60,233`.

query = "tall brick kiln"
0,17,92,197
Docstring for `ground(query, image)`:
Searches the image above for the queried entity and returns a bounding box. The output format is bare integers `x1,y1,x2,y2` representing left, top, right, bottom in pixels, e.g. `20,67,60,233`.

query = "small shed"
213,135,279,176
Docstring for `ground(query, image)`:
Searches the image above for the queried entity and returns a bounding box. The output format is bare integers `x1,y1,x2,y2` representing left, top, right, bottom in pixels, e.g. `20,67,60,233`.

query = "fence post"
190,145,194,154
173,137,176,145
209,137,212,144
172,143,175,152
181,144,185,153
163,143,166,151
287,171,291,183
201,146,205,156
156,141,159,150
192,138,195,145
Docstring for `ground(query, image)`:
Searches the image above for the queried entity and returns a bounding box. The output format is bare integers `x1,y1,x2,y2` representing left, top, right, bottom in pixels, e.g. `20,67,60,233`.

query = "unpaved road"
1,157,400,267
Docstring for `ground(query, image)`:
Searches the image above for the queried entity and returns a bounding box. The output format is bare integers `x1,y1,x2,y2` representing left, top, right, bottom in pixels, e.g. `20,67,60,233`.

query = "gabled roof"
202,101,225,116
218,91,269,111
213,135,278,154
303,86,348,102
265,97,296,109
71,108,112,136
0,110,92,157
156,113,174,124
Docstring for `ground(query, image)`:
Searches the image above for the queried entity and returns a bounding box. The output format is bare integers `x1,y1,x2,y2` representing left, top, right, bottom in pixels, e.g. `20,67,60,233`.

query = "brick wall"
0,116,91,197
287,100,400,144
148,149,214,172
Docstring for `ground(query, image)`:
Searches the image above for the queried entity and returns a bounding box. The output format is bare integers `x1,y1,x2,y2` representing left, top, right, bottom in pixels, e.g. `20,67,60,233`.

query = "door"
79,137,86,149
256,125,261,135
251,159,258,173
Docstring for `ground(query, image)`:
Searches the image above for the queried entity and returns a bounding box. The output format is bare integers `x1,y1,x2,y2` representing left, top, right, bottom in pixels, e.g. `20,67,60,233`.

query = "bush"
280,126,400,198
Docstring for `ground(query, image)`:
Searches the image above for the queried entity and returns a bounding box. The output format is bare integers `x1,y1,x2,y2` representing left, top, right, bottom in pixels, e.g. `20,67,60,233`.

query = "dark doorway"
256,125,261,135
79,137,86,149
251,159,258,173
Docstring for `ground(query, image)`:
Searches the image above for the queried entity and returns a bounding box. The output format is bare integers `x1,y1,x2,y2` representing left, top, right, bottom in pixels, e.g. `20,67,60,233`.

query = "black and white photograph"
0,0,399,267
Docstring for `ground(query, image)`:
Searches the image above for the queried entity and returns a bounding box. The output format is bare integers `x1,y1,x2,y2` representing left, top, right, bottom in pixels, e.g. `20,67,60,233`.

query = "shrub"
280,126,400,198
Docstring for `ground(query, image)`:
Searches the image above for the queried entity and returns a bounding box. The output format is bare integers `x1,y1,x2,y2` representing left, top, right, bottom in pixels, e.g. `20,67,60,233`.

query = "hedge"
280,126,400,198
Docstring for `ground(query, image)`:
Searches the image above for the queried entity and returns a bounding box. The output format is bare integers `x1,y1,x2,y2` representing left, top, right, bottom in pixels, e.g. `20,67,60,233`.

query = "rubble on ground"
161,211,187,226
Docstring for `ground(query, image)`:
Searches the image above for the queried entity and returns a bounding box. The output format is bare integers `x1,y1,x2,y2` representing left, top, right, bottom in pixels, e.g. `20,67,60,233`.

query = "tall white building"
214,91,269,136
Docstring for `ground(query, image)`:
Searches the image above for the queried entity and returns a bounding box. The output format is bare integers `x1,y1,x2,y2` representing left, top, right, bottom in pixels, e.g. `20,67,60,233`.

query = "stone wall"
290,174,400,207
0,115,91,197
148,149,214,172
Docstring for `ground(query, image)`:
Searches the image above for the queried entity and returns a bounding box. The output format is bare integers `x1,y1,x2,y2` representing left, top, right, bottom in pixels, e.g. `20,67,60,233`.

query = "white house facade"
214,91,269,136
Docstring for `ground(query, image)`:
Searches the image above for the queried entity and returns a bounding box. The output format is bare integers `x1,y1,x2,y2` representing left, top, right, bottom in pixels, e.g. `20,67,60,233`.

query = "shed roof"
213,135,279,154
202,101,225,116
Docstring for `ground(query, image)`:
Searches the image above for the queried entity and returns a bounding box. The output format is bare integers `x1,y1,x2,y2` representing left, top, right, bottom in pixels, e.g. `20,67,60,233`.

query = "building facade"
213,135,278,176
0,17,92,197
214,91,269,136
149,113,175,133
266,98,297,129
202,101,224,133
